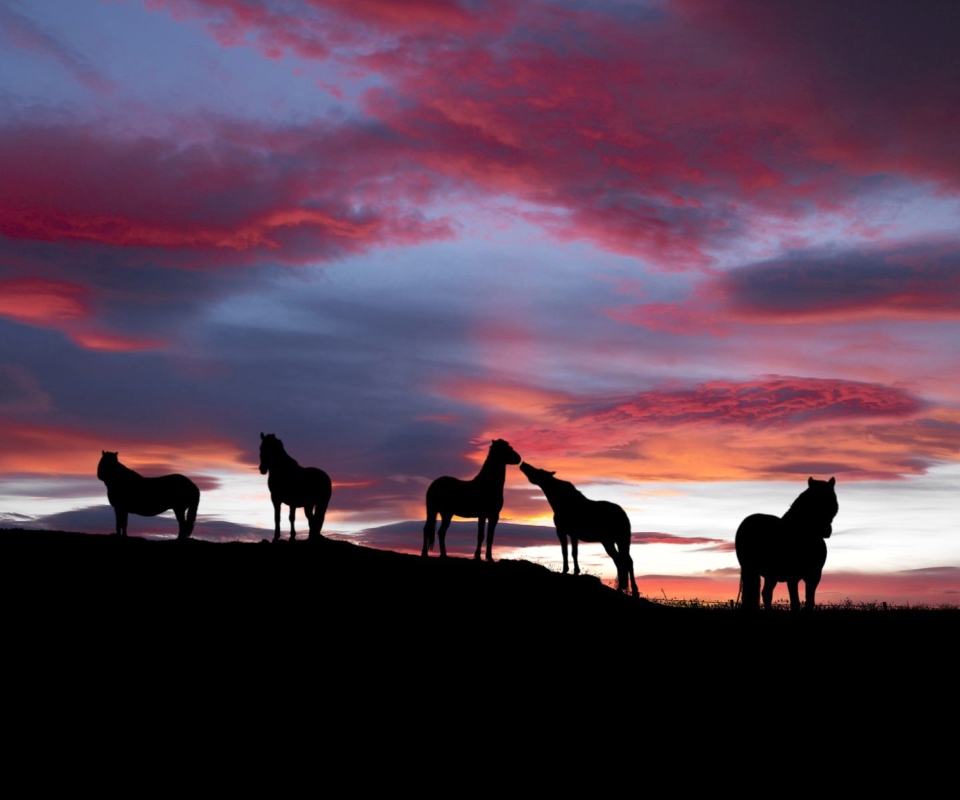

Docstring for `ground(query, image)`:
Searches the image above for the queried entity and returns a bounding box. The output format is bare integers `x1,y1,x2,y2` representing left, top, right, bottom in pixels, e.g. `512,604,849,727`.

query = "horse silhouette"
259,432,332,542
735,477,838,612
422,438,522,561
96,451,200,539
520,462,639,597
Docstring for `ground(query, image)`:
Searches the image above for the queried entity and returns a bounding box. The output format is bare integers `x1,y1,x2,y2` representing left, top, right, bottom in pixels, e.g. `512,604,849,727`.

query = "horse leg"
174,506,188,539
602,540,625,593
422,507,438,557
558,532,569,574
310,503,327,540
761,577,777,611
787,579,802,612
304,504,315,539
804,572,822,612
272,498,282,543
437,514,452,558
186,497,198,538
288,505,297,541
114,507,125,537
475,516,486,560
571,537,580,575
741,571,760,611
485,514,499,561
626,553,639,598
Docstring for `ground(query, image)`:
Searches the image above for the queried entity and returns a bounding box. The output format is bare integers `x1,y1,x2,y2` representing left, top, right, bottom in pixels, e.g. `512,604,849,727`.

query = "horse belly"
735,514,785,572
427,477,494,519
114,488,172,517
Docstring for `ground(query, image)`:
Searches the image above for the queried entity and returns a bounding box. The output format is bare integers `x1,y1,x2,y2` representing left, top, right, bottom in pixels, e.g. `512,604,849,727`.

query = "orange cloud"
0,278,89,326
0,421,246,477
439,376,957,483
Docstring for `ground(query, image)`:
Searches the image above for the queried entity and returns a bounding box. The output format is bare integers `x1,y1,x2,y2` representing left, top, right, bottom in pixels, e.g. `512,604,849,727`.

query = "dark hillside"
2,528,955,722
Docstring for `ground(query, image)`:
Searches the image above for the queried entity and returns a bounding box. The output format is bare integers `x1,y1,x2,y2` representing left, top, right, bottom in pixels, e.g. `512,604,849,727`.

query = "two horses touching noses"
421,439,638,598
736,476,838,613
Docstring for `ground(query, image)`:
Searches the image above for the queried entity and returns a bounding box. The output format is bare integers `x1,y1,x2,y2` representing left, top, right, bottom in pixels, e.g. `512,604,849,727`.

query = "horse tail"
422,505,437,555
186,487,199,537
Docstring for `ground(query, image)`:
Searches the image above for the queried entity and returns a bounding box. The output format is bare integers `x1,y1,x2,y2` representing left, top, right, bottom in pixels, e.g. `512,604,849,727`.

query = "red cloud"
442,376,951,482
579,377,922,429
140,1,960,268
0,277,165,352
0,278,89,326
0,121,455,267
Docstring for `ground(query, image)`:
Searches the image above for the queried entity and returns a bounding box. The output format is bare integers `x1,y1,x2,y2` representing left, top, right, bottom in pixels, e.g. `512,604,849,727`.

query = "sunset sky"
2,0,959,605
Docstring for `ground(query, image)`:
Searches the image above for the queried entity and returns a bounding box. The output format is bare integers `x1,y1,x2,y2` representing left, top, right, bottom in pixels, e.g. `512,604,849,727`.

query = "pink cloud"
139,2,960,268
0,121,455,267
441,375,955,482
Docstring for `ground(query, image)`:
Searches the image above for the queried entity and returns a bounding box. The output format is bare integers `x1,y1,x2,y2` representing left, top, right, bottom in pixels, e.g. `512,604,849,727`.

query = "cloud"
721,243,960,323
0,120,455,269
141,1,960,268
0,4,116,93
568,376,921,428
439,375,959,482
0,364,52,415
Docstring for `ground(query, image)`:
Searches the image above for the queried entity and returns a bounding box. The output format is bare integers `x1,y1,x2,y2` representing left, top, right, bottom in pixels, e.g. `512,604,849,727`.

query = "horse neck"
541,479,577,507
268,449,299,474
104,461,139,485
782,494,822,531
475,457,506,487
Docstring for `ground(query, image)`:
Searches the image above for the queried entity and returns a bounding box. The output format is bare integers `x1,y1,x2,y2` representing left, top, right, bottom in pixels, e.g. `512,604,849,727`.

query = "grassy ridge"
2,527,955,714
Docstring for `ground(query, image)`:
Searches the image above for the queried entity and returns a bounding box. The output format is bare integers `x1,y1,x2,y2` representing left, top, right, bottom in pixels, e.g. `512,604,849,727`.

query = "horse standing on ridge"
259,432,332,542
422,439,522,561
735,477,838,612
96,451,200,539
520,462,639,597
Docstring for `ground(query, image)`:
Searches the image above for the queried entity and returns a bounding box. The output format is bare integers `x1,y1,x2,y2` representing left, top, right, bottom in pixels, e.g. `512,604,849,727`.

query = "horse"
422,438,522,561
259,432,332,542
520,462,639,597
735,477,838,612
96,451,200,539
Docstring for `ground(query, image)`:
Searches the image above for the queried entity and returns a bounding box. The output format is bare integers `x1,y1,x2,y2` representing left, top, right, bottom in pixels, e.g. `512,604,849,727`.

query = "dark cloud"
722,243,960,322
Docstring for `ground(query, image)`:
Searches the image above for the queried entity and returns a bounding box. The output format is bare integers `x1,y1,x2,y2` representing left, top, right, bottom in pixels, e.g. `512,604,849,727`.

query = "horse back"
736,513,826,579
269,466,332,507
552,495,630,545
426,475,500,518
109,473,199,517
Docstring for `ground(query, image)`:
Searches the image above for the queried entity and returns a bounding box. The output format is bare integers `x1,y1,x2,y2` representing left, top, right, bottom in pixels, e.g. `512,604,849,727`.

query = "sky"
1,0,959,605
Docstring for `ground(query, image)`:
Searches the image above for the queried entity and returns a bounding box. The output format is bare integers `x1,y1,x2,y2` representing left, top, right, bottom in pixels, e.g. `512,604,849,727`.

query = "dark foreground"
3,528,956,742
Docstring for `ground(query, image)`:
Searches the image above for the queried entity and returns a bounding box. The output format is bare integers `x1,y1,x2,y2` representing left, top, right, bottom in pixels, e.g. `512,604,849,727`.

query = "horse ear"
260,432,265,440
102,450,106,455
549,471,556,476
808,477,815,487
828,477,836,487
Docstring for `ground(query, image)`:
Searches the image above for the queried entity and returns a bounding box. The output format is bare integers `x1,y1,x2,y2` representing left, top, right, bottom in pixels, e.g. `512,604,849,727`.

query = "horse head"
519,461,555,487
490,439,522,466
259,432,283,475
800,476,838,538
97,451,119,482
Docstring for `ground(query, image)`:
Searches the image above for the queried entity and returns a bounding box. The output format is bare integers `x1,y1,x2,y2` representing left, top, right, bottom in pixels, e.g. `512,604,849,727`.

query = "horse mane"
782,481,838,528
98,452,140,484
261,434,300,469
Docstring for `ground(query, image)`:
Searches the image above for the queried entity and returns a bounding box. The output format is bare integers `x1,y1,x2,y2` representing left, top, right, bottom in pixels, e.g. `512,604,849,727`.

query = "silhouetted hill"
2,528,955,722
